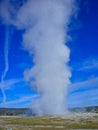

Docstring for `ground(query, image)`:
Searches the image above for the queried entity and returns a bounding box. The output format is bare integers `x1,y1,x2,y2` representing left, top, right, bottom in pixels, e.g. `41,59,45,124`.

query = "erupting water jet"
0,0,77,115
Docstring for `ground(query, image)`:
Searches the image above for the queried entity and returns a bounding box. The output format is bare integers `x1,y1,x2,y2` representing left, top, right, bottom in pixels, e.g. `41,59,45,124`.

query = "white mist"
0,0,77,115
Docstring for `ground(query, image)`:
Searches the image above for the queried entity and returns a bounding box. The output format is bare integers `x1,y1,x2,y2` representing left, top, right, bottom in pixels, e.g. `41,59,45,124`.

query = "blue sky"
0,0,98,108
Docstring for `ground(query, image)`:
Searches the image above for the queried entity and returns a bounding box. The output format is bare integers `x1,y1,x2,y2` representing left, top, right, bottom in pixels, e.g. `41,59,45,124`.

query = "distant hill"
69,106,98,113
0,106,98,116
0,108,29,116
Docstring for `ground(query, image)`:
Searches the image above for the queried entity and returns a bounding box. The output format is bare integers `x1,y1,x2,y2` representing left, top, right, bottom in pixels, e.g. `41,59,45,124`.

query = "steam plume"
0,26,10,105
0,0,77,115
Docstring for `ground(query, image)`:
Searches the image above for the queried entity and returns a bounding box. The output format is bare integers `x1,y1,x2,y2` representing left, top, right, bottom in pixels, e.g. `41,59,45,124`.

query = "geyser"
0,0,77,115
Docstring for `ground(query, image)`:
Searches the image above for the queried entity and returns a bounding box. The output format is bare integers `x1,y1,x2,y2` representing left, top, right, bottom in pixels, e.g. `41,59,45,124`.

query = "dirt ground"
0,113,98,130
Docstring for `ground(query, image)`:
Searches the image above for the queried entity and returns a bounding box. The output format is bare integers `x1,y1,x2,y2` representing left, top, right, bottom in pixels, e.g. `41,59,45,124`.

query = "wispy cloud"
69,77,98,93
72,57,98,72
0,95,39,108
68,89,98,107
0,78,22,90
79,58,98,71
68,77,98,107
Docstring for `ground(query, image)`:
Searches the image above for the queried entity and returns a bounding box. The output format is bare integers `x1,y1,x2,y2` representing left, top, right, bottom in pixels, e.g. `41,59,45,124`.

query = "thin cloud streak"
69,77,98,93
68,77,98,107
0,78,22,90
68,89,98,107
0,95,39,107
80,58,98,71
72,57,98,72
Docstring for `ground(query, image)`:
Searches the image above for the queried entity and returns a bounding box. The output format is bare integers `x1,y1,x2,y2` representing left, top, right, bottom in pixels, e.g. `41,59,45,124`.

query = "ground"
0,113,98,129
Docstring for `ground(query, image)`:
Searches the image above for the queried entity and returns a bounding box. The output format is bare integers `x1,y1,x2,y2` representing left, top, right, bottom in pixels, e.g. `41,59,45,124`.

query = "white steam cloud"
0,0,77,115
